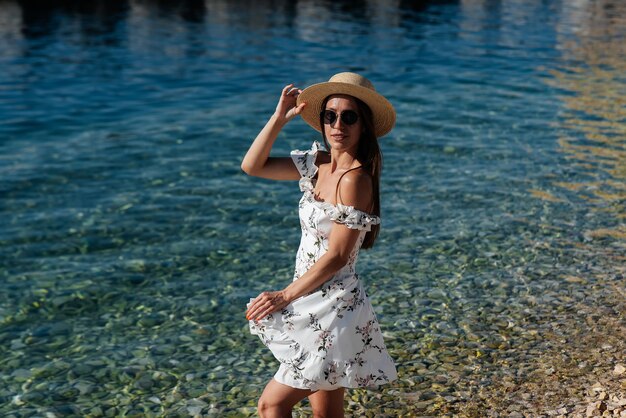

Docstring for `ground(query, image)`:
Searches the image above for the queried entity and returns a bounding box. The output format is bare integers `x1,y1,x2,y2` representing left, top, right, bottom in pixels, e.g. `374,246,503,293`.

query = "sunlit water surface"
0,0,624,416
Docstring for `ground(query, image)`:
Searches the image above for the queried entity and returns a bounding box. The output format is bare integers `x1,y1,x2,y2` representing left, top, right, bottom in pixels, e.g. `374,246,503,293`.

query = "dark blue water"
1,0,624,416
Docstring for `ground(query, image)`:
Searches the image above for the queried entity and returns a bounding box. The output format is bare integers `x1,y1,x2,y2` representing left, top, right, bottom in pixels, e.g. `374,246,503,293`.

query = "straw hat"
297,72,396,138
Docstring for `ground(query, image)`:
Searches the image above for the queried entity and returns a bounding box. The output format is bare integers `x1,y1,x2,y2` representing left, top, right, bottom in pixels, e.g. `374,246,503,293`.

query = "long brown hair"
319,96,382,249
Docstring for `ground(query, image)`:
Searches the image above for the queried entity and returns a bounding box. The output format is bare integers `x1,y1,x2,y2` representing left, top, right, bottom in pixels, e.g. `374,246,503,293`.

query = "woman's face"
323,95,362,153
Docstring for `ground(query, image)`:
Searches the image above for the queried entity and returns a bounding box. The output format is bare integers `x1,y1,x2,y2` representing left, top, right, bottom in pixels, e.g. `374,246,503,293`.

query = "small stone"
586,401,608,417
134,377,154,390
598,392,608,401
10,339,26,349
413,401,433,410
187,406,203,415
74,381,94,395
419,391,437,401
11,369,32,382
613,364,626,375
90,407,103,416
22,391,44,403
72,363,93,376
591,382,605,393
190,344,204,353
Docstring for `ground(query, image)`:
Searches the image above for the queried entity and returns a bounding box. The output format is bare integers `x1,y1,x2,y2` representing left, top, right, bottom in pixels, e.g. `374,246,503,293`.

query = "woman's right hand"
274,84,306,123
240,83,305,180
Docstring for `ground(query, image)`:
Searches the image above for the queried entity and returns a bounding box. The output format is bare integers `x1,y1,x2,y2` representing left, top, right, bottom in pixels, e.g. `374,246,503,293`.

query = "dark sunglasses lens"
323,110,337,125
342,110,358,125
322,110,358,125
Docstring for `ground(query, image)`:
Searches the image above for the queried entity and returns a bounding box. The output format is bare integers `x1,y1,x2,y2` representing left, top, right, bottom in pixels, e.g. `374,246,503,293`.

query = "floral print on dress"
332,285,365,319
323,362,346,386
248,142,397,391
281,308,300,332
308,313,335,354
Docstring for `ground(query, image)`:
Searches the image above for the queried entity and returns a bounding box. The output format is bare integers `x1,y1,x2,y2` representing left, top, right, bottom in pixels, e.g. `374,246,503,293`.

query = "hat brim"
297,81,396,138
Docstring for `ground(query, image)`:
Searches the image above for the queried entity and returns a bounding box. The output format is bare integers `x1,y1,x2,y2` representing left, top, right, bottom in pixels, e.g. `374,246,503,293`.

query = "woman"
241,72,397,418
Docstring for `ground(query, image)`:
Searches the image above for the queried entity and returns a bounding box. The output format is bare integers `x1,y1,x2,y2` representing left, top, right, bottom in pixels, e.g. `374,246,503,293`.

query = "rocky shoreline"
453,275,626,418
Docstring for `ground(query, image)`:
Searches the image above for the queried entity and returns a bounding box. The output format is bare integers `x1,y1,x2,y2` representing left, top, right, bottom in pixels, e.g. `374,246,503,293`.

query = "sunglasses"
321,109,359,126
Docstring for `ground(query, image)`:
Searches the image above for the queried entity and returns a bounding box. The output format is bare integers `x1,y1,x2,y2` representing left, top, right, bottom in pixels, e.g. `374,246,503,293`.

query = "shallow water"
0,0,624,416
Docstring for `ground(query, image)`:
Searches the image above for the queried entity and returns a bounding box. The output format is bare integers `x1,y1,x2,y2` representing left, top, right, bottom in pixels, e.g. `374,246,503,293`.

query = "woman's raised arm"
240,84,306,180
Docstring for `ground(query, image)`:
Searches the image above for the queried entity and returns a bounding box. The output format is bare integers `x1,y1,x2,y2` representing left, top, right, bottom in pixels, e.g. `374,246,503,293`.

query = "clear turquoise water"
1,0,624,416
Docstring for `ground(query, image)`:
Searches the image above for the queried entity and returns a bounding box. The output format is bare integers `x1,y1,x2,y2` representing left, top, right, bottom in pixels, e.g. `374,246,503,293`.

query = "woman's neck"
329,148,359,173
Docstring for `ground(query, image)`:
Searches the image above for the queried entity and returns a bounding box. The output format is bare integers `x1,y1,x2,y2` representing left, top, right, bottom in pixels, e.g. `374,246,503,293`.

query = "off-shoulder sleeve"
290,141,320,179
328,204,381,232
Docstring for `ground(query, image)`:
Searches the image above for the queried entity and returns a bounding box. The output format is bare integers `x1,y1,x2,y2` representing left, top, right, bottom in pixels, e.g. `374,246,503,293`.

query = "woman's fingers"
293,101,306,115
281,85,301,100
246,292,270,320
276,85,301,121
281,84,294,95
281,84,300,98
284,84,299,93
245,291,287,321
286,101,306,119
245,298,261,320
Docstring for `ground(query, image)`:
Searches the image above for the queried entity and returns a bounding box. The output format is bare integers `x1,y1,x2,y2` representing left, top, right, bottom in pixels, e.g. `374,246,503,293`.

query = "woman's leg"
308,387,345,418
257,378,314,418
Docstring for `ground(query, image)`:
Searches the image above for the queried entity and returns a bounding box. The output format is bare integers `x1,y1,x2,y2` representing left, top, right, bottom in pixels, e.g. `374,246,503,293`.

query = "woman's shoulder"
341,165,372,186
337,166,373,210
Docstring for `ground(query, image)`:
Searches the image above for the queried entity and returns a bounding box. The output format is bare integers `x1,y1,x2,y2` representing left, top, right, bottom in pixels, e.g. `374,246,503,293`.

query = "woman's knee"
257,395,286,418
257,395,272,416
258,378,312,417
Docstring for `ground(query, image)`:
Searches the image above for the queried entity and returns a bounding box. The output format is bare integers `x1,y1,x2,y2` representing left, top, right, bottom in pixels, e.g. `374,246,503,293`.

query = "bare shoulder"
343,167,372,185
337,167,373,210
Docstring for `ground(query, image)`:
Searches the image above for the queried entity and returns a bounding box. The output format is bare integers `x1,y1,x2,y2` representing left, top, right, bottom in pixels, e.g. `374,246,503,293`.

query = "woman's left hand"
246,290,290,321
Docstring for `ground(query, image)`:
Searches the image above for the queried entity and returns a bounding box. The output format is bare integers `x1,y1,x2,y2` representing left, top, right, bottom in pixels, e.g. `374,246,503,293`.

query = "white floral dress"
248,141,397,391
